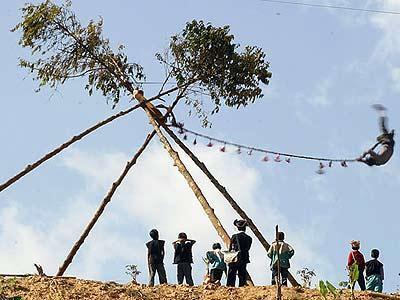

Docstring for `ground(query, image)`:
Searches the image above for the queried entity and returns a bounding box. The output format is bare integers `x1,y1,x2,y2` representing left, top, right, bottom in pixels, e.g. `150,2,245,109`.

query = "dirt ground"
1,276,399,300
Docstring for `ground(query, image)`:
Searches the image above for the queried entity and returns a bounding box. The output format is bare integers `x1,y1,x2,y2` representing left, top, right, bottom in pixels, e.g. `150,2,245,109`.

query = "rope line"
260,0,400,15
173,125,358,164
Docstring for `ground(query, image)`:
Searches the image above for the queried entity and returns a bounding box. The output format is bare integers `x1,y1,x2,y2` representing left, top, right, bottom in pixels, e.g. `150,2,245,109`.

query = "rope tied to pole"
172,124,359,167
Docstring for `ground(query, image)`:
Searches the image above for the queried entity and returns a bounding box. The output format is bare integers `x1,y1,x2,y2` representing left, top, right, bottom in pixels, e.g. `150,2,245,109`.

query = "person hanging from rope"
357,104,395,166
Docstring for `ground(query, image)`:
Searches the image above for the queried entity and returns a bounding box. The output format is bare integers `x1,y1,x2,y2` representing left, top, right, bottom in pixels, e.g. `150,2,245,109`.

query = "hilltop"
1,276,399,300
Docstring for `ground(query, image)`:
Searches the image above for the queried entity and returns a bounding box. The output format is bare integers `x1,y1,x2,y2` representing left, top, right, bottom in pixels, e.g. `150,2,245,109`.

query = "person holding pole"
268,231,295,286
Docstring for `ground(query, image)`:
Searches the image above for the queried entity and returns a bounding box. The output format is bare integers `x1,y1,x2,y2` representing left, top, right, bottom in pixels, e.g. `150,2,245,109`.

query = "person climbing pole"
357,104,395,166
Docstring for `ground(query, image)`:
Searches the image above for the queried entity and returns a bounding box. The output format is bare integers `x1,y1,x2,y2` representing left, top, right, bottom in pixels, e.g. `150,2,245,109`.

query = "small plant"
318,280,340,300
125,264,141,284
319,280,329,300
297,267,316,288
348,262,359,300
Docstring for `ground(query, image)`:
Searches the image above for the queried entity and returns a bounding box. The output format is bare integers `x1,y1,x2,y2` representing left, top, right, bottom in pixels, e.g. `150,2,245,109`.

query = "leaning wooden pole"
134,90,254,285
163,125,300,286
56,130,156,276
0,85,181,194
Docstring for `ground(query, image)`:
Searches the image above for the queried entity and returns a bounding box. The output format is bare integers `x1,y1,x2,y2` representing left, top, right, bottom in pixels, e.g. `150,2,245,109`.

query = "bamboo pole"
163,125,300,287
56,130,156,276
56,88,189,276
0,85,181,194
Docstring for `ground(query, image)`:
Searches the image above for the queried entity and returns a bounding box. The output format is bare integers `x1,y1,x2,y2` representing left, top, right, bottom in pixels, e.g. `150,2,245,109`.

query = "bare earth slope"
1,276,399,300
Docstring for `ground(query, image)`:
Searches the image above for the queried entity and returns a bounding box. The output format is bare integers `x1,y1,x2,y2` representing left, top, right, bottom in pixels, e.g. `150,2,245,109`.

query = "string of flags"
172,124,357,174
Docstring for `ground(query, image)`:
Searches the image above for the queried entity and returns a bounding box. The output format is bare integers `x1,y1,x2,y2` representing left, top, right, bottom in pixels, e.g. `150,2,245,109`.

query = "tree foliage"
12,0,144,107
13,1,272,124
166,20,272,113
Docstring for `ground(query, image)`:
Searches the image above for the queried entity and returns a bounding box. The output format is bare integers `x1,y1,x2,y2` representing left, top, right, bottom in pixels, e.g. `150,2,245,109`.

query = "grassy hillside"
1,276,399,300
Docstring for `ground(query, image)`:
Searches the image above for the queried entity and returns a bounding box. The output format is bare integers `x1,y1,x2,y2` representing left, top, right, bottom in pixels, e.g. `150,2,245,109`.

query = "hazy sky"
1,0,400,292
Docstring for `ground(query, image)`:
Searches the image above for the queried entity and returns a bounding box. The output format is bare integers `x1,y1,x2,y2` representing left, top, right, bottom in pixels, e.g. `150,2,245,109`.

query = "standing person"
267,231,295,286
347,240,366,291
206,243,227,284
146,229,167,286
173,232,196,286
226,219,252,287
365,249,384,292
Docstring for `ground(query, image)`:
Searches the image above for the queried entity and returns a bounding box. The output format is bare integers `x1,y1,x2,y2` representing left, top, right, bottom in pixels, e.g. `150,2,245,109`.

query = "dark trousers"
148,263,167,286
271,267,289,286
210,268,224,283
353,268,366,291
177,262,194,286
227,263,247,287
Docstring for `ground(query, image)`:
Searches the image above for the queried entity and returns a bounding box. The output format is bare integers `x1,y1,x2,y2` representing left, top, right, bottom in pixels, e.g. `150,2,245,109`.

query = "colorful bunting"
172,125,357,174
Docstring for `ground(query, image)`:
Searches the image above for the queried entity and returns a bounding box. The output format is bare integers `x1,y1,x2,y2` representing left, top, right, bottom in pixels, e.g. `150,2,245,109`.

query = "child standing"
347,240,366,291
173,232,196,286
146,229,167,286
365,249,384,292
206,243,227,284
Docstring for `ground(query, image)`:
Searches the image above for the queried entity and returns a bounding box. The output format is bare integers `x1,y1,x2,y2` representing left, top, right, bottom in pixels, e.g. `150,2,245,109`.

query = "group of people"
145,222,386,293
347,240,385,292
145,219,295,288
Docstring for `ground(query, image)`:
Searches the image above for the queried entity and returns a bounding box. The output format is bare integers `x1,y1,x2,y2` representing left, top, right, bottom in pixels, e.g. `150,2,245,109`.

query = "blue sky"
1,0,400,292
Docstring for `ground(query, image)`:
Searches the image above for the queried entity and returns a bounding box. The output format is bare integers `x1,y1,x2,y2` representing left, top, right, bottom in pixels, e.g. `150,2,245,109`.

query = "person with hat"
173,232,196,286
205,243,227,284
357,104,395,166
267,231,294,286
226,219,252,287
146,229,167,286
365,249,384,292
347,240,366,291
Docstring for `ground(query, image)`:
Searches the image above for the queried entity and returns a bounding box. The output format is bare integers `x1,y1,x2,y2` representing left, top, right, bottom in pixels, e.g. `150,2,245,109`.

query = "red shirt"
347,250,365,270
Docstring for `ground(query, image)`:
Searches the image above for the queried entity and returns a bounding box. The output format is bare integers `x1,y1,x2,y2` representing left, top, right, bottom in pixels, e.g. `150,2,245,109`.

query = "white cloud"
0,145,334,285
369,1,400,62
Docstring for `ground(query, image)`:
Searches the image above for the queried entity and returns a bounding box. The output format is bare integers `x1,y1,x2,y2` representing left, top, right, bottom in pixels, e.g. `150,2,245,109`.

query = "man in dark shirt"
226,219,252,287
173,232,196,286
146,229,167,286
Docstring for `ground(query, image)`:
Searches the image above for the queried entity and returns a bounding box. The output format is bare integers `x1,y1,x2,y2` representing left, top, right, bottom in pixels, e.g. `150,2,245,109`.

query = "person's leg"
271,267,277,285
157,263,168,284
377,278,383,293
226,264,237,287
379,116,389,134
237,263,247,287
280,268,289,286
177,264,184,284
358,271,366,291
214,269,223,282
148,264,156,287
182,263,194,286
